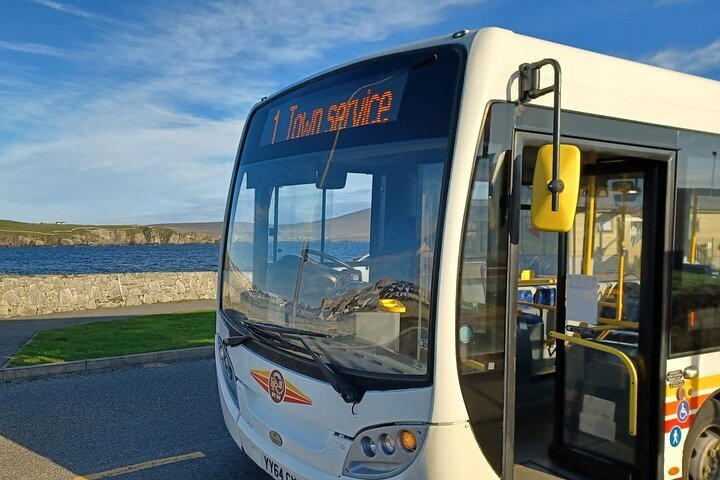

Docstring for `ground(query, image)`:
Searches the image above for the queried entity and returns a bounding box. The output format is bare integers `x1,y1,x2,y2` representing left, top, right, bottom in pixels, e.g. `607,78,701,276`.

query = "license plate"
263,455,299,480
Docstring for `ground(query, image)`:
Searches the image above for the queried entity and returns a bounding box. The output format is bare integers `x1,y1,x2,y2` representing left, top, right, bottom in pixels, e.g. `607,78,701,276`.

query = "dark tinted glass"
670,132,720,354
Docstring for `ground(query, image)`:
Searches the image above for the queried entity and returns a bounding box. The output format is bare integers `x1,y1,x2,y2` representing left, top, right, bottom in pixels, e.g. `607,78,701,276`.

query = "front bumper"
217,356,499,480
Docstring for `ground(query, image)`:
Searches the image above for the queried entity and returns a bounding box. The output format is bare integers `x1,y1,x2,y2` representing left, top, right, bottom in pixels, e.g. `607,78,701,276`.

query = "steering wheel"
302,248,354,270
302,248,363,293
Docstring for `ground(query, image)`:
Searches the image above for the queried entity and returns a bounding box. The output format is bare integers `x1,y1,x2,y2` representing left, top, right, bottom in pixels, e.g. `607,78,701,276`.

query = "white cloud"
0,0,481,224
644,38,720,74
30,0,106,20
654,0,694,6
0,40,66,57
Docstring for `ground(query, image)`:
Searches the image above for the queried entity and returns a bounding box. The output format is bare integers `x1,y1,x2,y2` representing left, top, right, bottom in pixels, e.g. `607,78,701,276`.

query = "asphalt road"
0,358,268,480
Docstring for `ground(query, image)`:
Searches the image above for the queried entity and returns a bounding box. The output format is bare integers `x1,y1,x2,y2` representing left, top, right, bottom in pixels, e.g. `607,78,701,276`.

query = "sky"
0,0,719,225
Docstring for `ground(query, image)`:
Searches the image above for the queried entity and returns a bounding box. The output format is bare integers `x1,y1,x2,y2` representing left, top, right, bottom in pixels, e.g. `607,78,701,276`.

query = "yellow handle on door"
549,331,638,436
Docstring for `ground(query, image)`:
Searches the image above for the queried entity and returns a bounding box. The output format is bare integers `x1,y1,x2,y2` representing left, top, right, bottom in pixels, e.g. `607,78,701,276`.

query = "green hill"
0,220,220,247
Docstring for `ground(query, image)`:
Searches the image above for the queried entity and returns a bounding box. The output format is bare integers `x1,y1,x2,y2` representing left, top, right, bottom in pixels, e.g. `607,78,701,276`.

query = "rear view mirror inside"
316,162,347,189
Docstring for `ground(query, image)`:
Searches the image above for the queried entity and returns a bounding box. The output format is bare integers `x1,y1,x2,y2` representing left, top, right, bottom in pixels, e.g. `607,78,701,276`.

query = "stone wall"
0,272,217,318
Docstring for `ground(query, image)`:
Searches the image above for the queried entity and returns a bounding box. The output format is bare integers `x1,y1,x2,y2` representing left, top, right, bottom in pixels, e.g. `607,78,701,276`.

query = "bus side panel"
664,353,720,480
412,423,500,480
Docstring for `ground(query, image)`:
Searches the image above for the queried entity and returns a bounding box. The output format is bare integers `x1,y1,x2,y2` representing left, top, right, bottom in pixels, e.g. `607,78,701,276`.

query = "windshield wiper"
239,321,316,355
223,313,358,404
295,336,359,405
222,313,310,355
249,321,330,338
223,334,252,347
222,315,253,347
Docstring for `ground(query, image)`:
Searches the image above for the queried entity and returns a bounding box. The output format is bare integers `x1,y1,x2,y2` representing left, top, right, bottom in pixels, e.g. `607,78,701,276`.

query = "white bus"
216,27,720,480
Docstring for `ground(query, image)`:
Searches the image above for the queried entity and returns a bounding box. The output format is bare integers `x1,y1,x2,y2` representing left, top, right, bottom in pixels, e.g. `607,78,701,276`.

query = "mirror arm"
519,59,563,211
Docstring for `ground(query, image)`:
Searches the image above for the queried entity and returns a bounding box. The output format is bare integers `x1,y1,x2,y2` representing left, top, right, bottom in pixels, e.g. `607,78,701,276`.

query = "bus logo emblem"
269,370,286,403
269,430,283,446
250,369,313,405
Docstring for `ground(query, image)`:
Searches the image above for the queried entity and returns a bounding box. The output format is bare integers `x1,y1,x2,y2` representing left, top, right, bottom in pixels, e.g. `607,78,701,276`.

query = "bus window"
265,174,372,272
671,133,720,354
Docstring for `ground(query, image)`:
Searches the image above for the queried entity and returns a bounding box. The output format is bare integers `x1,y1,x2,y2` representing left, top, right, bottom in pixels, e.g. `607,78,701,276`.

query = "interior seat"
266,255,340,306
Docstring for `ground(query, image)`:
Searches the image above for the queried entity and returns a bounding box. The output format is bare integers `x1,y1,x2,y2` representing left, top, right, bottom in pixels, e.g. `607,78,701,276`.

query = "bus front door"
512,142,669,480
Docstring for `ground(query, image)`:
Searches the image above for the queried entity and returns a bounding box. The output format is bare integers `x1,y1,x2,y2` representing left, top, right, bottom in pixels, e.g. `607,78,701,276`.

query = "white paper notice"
567,274,599,325
579,394,617,442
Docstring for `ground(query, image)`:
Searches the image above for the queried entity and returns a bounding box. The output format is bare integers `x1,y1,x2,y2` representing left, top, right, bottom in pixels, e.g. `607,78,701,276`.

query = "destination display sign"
260,70,409,146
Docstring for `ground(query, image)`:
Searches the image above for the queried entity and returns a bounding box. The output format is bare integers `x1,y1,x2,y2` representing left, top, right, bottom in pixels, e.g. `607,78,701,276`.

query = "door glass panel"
562,171,645,465
456,114,511,476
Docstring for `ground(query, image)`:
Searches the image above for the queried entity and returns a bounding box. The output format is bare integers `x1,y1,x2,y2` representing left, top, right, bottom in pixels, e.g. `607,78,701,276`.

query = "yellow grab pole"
616,252,625,321
615,186,627,322
582,175,596,275
690,192,698,263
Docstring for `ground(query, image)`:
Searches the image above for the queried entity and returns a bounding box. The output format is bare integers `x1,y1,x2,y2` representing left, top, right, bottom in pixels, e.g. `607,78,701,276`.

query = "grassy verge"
8,310,215,368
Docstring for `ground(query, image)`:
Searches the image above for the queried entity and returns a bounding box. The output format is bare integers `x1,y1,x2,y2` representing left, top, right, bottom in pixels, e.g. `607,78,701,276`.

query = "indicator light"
677,387,686,401
399,430,417,453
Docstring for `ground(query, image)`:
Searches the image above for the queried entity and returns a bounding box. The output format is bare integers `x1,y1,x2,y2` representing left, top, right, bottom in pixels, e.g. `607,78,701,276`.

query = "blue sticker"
670,426,682,448
677,400,690,424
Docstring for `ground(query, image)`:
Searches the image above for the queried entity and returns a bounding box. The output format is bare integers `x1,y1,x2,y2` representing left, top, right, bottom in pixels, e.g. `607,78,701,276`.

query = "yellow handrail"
517,301,557,311
597,318,638,329
597,300,618,308
549,331,638,436
590,324,634,332
518,278,557,286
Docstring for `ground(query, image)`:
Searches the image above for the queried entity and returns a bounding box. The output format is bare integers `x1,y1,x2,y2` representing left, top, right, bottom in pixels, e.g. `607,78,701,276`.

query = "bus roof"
468,27,720,135
257,27,720,136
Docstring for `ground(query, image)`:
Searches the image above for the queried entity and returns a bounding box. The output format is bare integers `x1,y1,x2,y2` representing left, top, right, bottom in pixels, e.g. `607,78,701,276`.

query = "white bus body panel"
663,353,720,480
217,343,499,480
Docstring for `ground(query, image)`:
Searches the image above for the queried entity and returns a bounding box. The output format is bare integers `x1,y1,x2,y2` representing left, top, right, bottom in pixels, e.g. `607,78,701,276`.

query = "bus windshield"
221,47,464,379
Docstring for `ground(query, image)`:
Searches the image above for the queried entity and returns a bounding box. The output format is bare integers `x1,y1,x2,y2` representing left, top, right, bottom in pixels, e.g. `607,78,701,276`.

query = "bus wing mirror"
530,144,580,232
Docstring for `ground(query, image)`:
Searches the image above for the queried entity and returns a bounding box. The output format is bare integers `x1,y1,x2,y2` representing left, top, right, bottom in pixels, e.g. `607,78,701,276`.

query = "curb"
0,346,214,382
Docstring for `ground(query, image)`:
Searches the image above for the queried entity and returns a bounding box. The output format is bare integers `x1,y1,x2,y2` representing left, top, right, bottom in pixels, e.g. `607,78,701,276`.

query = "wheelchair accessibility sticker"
669,426,682,448
677,400,690,424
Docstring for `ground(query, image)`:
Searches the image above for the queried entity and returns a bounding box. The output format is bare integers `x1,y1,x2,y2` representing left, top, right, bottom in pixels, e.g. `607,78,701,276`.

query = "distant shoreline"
0,241,219,249
0,219,220,248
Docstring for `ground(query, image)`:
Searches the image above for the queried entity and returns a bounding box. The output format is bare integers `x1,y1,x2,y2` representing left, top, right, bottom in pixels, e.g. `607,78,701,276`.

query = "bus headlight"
361,437,377,457
380,433,396,455
343,425,427,479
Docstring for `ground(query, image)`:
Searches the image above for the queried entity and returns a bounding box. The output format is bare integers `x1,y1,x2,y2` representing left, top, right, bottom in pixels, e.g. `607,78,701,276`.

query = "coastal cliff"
0,220,219,247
